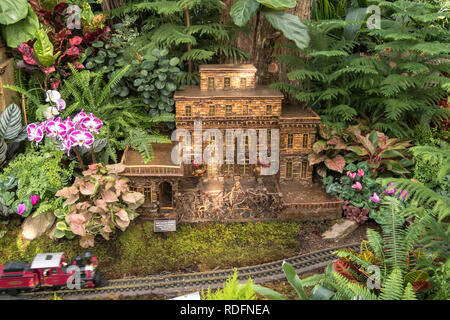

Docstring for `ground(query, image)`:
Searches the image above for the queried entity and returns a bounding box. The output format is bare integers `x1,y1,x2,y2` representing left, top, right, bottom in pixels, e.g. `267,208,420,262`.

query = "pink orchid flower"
46,120,67,139
73,110,87,129
62,118,75,138
30,195,40,206
352,182,362,190
61,138,72,156
17,203,26,215
369,192,379,203
80,113,103,134
27,123,44,146
357,169,364,177
69,130,94,148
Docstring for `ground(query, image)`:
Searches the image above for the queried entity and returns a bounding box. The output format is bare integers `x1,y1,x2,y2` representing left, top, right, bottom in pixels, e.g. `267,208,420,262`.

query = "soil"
294,219,381,255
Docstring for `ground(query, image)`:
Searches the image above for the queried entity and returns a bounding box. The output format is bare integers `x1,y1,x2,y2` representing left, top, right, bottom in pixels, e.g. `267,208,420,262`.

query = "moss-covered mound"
0,218,302,279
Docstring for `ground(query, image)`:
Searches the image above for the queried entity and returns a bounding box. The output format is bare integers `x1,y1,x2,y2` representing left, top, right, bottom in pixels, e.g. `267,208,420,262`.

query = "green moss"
0,219,302,279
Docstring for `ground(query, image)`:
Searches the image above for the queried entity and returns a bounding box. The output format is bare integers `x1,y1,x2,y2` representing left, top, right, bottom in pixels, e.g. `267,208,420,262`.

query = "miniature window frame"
287,133,294,149
286,160,293,178
243,105,249,115
209,105,215,116
302,134,308,148
224,77,231,89
226,105,232,116
208,77,215,89
185,105,191,117
240,78,246,88
301,160,308,178
266,105,272,115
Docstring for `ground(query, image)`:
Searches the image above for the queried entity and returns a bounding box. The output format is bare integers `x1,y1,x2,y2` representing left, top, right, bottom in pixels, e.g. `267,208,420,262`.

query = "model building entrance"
159,181,173,208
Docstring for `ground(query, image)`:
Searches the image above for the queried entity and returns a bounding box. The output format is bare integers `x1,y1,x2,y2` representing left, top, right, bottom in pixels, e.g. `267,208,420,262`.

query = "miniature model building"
120,64,343,221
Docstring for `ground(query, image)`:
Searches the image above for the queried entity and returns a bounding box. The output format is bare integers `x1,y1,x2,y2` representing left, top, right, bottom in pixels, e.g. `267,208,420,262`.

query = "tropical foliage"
54,163,144,247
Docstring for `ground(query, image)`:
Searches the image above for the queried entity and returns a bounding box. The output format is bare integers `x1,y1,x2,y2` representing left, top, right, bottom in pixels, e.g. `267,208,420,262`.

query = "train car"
0,251,106,295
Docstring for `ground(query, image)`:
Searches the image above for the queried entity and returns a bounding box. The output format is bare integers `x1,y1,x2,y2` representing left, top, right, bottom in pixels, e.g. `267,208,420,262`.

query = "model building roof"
174,86,284,99
199,64,257,72
122,142,178,167
280,104,320,120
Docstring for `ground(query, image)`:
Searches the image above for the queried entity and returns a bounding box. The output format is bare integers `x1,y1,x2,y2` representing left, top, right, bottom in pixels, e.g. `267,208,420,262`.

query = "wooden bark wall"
220,0,312,103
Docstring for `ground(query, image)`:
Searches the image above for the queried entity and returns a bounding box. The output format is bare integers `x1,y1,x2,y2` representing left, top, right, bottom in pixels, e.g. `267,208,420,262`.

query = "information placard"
154,219,176,233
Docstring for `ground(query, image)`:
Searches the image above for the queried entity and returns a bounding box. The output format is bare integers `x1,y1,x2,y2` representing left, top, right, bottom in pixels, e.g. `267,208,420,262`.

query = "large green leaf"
230,0,260,26
343,7,367,41
0,0,28,25
256,0,296,10
1,5,39,48
0,104,24,140
0,140,7,166
34,29,61,67
254,285,288,300
262,9,310,49
282,261,308,300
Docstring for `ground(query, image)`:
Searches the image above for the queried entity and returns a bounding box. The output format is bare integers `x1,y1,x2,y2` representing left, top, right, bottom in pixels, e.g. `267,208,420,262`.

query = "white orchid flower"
44,106,60,120
45,90,62,104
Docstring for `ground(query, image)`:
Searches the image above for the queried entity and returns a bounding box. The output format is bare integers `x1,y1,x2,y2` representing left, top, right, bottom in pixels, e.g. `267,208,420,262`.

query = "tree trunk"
101,0,124,12
220,0,312,96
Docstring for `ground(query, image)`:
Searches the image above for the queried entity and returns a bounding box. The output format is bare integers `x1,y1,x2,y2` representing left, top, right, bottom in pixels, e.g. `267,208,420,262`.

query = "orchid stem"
90,145,96,164
74,147,86,171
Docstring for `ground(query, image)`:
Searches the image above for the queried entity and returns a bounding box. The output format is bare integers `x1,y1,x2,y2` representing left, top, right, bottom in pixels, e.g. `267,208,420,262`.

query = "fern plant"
202,269,257,300
273,0,450,139
108,0,249,84
61,64,174,163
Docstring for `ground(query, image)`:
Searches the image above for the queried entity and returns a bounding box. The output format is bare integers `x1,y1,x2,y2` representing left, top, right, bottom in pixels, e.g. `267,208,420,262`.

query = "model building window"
210,135,216,144
266,105,272,115
224,77,230,89
286,160,293,178
226,105,232,116
209,105,215,116
243,105,249,115
302,134,308,148
287,133,294,149
267,131,271,147
185,105,191,117
240,78,246,88
301,160,308,178
226,130,234,146
208,77,215,89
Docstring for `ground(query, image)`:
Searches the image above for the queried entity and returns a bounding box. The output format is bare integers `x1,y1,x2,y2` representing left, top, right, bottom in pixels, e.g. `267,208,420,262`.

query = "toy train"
0,251,108,295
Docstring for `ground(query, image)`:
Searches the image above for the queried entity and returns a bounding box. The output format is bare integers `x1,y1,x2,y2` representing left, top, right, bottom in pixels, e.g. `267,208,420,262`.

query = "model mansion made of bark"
120,64,343,222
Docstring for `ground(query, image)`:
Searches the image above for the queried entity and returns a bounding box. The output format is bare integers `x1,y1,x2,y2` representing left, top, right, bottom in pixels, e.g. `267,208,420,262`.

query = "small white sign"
169,292,201,300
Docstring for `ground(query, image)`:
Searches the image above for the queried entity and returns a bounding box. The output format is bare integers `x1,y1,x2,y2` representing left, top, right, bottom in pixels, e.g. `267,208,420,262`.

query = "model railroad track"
19,243,360,299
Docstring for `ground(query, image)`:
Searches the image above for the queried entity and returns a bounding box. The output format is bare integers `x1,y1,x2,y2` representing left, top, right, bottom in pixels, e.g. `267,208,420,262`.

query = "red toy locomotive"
0,251,107,295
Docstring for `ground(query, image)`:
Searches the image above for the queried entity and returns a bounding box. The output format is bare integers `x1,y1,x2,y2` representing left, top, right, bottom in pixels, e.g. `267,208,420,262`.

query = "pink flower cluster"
347,169,364,191
369,182,408,205
17,195,40,216
27,110,103,156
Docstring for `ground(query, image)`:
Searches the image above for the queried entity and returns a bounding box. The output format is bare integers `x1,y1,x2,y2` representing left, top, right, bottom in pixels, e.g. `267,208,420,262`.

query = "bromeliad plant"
54,163,145,247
